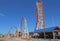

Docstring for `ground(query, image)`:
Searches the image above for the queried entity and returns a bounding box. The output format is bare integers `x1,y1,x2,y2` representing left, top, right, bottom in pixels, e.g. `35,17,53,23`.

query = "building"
0,34,4,38
33,26,60,39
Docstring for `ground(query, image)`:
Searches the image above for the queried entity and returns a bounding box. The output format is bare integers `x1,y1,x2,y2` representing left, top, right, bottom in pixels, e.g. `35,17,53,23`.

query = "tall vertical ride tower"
35,0,45,30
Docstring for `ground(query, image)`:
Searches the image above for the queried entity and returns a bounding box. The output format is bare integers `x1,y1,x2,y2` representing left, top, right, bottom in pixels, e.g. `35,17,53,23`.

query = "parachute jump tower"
35,0,45,30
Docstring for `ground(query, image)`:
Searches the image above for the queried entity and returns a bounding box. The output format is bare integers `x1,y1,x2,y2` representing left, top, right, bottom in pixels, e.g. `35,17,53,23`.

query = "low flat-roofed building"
0,34,4,38
31,26,60,39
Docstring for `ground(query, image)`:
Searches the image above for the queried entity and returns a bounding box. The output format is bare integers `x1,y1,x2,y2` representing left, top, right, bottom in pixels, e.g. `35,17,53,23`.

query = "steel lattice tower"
35,0,45,30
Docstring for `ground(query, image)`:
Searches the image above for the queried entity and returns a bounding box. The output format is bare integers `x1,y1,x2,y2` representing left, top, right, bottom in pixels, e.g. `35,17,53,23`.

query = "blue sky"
0,0,60,34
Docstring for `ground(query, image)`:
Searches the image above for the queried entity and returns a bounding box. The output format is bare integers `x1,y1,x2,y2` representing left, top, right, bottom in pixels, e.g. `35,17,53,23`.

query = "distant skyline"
0,0,60,34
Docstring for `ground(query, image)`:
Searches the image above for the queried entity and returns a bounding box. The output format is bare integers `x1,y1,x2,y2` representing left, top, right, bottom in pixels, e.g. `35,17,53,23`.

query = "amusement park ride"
5,0,44,39
0,0,60,40
5,17,31,40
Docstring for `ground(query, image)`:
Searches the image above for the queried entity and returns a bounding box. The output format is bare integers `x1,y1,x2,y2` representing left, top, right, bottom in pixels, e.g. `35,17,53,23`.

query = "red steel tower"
35,0,45,30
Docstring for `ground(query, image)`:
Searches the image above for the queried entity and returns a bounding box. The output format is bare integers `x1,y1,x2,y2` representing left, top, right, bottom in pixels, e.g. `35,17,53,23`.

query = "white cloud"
0,13,5,16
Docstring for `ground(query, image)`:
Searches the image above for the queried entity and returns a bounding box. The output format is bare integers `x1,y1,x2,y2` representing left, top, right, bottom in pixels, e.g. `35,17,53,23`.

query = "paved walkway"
0,38,60,41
